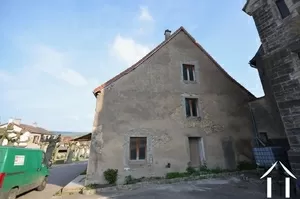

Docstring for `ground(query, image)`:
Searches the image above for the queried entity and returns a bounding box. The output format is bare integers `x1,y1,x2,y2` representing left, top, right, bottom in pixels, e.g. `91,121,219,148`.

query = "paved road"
54,177,288,199
18,161,87,199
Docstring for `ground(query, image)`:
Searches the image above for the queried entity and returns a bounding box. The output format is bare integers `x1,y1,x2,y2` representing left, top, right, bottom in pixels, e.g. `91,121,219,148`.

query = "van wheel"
7,188,18,199
36,177,47,191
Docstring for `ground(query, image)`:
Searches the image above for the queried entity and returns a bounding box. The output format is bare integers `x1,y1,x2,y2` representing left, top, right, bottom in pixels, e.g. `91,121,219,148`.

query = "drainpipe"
248,104,261,147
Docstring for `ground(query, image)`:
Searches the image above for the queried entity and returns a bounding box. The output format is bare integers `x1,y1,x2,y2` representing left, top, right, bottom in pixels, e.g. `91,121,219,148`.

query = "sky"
0,0,263,132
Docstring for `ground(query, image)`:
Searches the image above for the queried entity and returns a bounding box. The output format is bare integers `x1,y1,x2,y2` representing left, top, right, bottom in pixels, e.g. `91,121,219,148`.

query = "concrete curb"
81,170,257,195
62,175,86,193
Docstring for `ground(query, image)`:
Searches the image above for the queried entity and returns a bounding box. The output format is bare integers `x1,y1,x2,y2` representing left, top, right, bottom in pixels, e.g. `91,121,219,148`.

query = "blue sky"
0,0,263,131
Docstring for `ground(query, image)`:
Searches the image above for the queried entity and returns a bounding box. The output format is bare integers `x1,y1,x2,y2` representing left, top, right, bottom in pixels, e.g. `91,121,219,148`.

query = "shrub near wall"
103,169,118,184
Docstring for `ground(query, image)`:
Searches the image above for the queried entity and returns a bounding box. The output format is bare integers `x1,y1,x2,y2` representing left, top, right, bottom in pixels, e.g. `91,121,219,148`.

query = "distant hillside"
50,131,90,137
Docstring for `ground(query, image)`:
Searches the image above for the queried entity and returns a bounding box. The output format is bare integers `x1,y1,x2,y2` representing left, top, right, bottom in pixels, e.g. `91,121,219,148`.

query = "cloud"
112,35,151,66
0,44,98,131
32,45,88,87
139,6,153,22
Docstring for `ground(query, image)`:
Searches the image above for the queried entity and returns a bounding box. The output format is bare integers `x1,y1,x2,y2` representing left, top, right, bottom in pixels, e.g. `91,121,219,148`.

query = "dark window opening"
130,137,147,160
33,135,39,144
259,132,269,144
182,64,195,81
276,0,290,19
185,98,198,117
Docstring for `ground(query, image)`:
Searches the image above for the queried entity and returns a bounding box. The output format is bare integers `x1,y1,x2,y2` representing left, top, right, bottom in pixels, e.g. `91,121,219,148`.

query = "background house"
0,118,52,148
87,27,257,185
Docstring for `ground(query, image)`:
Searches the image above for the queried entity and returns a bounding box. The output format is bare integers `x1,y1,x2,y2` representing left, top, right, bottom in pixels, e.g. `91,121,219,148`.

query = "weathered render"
87,27,256,185
244,0,300,175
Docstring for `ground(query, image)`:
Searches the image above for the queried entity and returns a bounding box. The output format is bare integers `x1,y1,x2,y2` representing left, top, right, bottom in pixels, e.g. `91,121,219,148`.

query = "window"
130,137,147,160
185,98,198,117
182,64,195,81
33,135,39,144
276,0,290,19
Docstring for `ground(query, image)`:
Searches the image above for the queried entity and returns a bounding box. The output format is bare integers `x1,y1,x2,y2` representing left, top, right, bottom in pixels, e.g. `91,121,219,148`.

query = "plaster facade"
87,28,256,185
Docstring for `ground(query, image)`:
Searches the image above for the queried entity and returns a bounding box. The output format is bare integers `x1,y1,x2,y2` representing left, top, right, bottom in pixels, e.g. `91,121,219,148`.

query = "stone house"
243,0,300,176
0,118,52,148
87,27,257,185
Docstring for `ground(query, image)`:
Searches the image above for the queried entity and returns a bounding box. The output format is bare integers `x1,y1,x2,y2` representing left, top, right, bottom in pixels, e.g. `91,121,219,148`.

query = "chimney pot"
164,29,171,40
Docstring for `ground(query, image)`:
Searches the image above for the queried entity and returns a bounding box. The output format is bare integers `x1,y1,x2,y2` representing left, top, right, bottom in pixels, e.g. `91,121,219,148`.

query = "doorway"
188,137,202,167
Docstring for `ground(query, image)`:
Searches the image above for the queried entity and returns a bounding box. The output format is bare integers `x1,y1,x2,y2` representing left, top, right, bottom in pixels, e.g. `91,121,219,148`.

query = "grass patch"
84,183,116,190
166,172,190,179
85,184,98,190
166,165,235,179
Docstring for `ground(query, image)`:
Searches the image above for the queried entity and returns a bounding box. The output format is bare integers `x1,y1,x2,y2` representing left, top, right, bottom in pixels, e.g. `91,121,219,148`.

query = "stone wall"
249,97,286,139
244,0,300,175
87,30,255,185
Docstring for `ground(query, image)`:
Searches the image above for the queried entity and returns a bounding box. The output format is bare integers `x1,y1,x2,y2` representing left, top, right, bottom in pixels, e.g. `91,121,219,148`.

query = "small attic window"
182,64,195,81
276,0,290,19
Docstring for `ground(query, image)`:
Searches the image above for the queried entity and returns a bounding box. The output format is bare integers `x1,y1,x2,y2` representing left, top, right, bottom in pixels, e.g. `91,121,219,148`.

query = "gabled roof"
71,133,91,141
249,45,264,68
18,123,52,135
0,122,52,135
242,0,251,13
93,26,256,99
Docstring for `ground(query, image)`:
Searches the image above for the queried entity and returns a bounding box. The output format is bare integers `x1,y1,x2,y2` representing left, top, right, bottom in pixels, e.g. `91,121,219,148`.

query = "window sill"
128,160,147,167
128,160,147,164
185,116,202,121
183,80,197,84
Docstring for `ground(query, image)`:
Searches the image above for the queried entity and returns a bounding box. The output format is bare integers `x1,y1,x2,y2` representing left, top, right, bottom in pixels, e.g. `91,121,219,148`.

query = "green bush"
199,162,208,171
210,167,222,174
103,169,118,184
165,172,189,179
237,161,257,171
186,166,197,175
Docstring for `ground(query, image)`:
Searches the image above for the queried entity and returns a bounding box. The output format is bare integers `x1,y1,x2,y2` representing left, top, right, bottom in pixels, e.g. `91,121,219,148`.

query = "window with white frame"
185,98,199,117
182,64,195,81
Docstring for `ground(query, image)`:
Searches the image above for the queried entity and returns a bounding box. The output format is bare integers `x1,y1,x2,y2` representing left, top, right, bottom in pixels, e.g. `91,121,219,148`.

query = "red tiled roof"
18,124,52,135
93,26,256,99
0,122,51,135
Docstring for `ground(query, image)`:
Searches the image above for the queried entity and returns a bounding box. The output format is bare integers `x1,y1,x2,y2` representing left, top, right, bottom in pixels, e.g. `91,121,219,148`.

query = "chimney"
13,118,21,125
8,118,14,124
33,122,38,127
164,29,171,40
